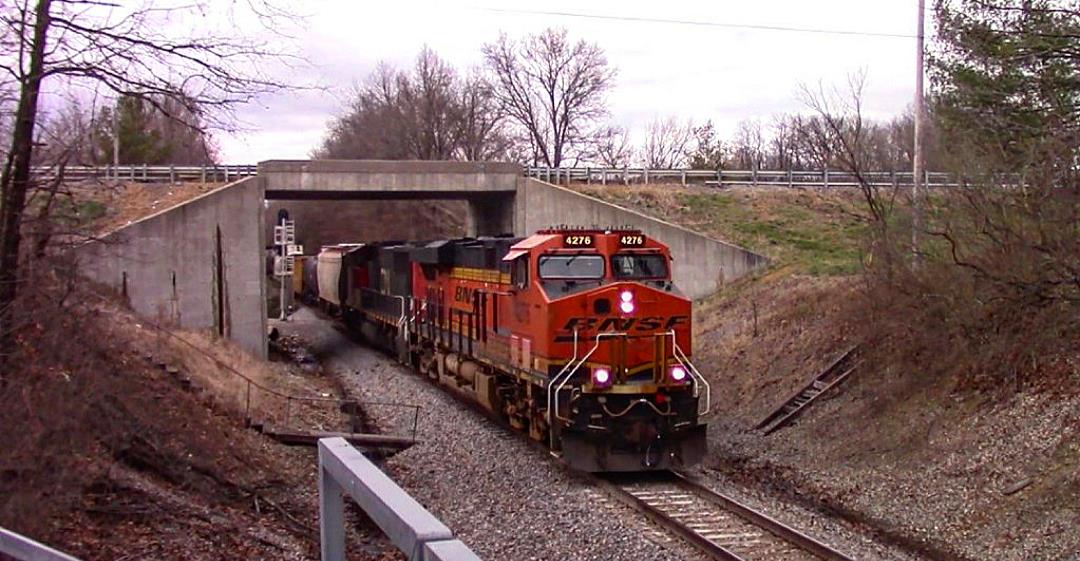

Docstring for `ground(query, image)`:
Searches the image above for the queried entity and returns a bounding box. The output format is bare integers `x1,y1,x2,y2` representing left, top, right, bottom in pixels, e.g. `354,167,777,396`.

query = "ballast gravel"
282,308,694,561
283,308,923,561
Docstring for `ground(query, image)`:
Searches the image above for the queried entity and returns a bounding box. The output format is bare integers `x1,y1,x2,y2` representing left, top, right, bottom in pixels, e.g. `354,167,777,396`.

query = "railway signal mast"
274,219,299,320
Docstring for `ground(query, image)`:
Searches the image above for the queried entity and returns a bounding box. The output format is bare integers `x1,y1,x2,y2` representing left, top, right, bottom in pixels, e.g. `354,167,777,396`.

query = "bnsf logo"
561,316,688,332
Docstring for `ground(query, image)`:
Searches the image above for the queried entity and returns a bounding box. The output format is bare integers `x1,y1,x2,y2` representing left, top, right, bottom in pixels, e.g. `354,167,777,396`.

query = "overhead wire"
473,6,916,39
474,6,1080,41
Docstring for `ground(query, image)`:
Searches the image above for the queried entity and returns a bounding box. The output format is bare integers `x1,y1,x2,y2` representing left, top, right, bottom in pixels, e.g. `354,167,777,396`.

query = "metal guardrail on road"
526,166,960,188
31,163,966,189
30,164,257,183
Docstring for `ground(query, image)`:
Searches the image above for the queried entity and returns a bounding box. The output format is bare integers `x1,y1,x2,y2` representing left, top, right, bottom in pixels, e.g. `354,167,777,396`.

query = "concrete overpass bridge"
75,160,767,358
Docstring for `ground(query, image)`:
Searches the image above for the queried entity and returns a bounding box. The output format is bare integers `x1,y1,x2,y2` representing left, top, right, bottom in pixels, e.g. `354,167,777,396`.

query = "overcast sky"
218,0,926,163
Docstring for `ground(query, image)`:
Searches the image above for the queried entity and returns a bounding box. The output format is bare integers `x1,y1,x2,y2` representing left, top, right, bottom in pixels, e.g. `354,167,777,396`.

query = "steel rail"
597,471,856,561
600,478,748,561
671,472,857,561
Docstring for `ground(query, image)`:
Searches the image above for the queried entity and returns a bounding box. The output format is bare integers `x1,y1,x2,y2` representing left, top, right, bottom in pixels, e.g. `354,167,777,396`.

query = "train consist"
294,228,709,472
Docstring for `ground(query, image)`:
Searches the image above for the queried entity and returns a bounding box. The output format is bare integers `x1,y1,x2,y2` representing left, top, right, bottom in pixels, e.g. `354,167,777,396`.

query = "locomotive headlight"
591,367,612,387
618,290,635,314
670,365,688,383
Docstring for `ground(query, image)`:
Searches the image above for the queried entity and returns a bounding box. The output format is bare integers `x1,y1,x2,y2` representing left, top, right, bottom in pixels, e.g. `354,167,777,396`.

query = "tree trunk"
0,0,52,353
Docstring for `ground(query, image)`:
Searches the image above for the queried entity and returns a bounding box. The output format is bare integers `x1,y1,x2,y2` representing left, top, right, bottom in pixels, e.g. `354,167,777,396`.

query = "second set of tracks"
594,471,857,561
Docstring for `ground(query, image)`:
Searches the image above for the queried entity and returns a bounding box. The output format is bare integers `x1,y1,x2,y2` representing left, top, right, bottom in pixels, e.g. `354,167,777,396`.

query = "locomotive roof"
509,233,558,250
536,226,643,235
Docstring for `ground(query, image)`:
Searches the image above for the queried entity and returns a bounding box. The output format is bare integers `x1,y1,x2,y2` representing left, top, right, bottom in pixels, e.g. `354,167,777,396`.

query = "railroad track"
596,471,856,561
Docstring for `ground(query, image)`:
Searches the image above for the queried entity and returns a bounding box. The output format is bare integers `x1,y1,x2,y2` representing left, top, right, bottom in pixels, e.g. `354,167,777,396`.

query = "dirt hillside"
0,274,392,560
573,183,1080,561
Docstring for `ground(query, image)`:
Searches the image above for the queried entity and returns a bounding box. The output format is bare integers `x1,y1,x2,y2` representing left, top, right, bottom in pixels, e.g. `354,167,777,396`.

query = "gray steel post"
0,526,84,561
319,462,346,561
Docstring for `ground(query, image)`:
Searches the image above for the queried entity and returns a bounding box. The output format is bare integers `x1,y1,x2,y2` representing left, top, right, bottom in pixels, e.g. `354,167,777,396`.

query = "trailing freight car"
315,244,367,313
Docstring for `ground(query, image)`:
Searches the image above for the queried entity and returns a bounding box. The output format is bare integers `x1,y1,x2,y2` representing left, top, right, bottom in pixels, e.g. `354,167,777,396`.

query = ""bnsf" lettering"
454,286,475,303
561,315,688,332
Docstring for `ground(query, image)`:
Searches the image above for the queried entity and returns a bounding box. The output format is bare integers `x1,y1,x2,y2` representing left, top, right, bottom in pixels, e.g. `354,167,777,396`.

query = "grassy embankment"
574,183,867,277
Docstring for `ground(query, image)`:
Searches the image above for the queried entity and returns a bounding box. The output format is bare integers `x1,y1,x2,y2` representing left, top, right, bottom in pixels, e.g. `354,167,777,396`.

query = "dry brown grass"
70,181,226,236
0,270,363,559
0,272,298,553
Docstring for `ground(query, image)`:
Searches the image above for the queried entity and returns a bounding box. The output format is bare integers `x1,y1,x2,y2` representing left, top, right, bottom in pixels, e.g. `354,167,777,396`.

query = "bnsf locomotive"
297,228,709,472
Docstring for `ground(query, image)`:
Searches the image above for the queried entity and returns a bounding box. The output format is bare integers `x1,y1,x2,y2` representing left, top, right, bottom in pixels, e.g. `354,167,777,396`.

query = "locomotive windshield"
538,254,605,279
611,253,669,279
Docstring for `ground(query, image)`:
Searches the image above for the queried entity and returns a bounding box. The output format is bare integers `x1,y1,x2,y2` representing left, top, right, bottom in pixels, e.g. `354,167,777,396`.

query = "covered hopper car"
300,228,710,472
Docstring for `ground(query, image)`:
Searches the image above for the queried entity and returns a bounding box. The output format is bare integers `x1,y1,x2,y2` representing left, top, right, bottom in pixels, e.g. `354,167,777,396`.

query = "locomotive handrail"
670,335,710,416
550,331,627,425
546,328,579,451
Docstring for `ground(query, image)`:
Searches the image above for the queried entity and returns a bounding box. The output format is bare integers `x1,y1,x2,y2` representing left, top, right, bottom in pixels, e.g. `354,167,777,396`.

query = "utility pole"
912,0,926,263
112,99,120,183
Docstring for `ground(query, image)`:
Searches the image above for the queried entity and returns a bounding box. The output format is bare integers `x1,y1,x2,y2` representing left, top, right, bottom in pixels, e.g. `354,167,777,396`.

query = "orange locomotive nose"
550,281,692,381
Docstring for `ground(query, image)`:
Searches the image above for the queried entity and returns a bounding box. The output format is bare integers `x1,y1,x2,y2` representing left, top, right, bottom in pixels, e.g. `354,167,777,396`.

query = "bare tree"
642,117,693,169
0,80,14,163
456,71,509,161
686,120,727,170
317,49,508,161
798,71,898,225
731,119,766,170
591,124,635,167
398,47,459,160
0,0,296,357
317,64,412,160
482,28,616,167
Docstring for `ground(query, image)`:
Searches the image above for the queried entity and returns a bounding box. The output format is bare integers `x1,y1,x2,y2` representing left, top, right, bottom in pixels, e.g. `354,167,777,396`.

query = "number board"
563,234,594,247
619,234,646,247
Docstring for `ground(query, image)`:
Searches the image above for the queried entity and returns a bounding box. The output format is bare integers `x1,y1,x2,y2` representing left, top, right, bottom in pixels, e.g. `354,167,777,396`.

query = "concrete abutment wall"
74,177,267,358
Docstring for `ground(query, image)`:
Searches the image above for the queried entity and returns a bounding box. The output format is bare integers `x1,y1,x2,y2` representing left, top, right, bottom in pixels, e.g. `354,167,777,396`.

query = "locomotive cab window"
538,254,605,279
611,253,669,279
511,255,529,289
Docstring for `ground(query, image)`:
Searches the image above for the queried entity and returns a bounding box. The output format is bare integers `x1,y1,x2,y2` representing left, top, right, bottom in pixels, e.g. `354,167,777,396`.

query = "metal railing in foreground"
318,437,482,561
0,526,83,561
